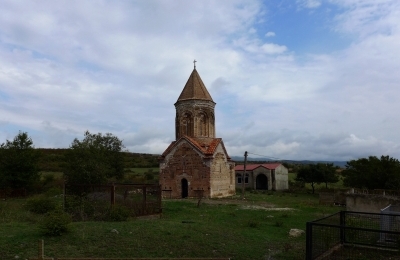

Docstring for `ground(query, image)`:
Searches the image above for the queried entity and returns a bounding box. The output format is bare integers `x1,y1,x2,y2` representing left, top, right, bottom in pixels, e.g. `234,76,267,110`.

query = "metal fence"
0,187,27,199
64,183,162,221
306,211,400,260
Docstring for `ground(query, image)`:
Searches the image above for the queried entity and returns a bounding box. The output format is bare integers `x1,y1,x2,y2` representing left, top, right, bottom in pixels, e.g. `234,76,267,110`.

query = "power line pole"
241,151,248,199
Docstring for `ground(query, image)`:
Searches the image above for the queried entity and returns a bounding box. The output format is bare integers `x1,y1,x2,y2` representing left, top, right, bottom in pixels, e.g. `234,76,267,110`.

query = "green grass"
0,191,341,260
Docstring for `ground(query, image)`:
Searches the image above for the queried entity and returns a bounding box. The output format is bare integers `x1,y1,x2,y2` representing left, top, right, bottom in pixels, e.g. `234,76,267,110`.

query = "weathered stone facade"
175,100,215,140
159,67,235,198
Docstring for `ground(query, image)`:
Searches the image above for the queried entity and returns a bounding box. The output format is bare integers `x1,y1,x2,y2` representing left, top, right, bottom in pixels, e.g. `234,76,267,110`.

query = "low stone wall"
346,194,400,213
319,190,347,205
319,192,334,205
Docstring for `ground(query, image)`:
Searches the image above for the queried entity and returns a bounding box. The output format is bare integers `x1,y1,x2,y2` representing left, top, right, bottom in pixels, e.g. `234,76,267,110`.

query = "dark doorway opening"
181,178,188,198
256,174,268,190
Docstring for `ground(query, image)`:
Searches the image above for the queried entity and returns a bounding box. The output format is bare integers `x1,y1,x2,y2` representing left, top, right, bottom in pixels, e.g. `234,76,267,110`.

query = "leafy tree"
319,163,339,189
0,131,41,190
342,155,400,190
295,163,338,193
295,164,323,194
63,131,125,185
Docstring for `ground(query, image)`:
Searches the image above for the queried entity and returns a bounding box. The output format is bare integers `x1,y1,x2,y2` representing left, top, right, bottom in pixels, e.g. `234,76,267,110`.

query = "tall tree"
319,163,339,189
63,131,125,185
295,164,323,194
0,131,41,190
342,155,400,190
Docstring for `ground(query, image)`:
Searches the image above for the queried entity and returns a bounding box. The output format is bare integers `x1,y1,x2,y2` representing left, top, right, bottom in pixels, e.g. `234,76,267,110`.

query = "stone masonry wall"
175,100,215,139
209,145,235,198
160,141,211,198
274,165,289,190
346,194,400,213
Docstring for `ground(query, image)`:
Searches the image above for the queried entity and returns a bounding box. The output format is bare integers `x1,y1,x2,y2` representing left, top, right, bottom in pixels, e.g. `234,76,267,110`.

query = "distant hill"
230,156,347,168
37,148,159,172
35,149,347,171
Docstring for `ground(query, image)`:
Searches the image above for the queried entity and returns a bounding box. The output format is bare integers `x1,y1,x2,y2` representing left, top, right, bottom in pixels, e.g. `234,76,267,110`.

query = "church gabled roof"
176,69,214,103
160,135,231,160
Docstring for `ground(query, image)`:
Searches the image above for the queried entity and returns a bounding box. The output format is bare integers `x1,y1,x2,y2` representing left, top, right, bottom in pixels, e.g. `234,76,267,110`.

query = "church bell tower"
174,63,216,140
159,61,235,199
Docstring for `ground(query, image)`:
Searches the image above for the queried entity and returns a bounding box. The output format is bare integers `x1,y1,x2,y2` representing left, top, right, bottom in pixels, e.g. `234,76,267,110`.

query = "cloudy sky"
0,0,399,161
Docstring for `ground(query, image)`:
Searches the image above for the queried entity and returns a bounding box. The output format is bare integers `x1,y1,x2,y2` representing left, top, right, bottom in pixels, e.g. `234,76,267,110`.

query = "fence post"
143,185,147,214
306,222,312,260
63,182,66,211
158,185,162,215
111,184,115,206
39,239,44,260
340,211,345,244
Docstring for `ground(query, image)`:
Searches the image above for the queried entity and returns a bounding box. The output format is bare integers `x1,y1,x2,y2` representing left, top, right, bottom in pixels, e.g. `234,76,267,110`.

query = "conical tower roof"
176,69,214,102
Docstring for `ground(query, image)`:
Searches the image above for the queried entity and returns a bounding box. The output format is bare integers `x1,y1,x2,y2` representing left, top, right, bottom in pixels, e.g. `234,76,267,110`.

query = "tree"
295,164,323,194
342,155,400,190
0,131,41,190
319,163,339,189
63,131,125,185
295,163,338,193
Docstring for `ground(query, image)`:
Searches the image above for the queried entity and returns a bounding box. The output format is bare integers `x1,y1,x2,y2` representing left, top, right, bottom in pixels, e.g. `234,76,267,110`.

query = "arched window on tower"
199,112,207,137
181,112,193,137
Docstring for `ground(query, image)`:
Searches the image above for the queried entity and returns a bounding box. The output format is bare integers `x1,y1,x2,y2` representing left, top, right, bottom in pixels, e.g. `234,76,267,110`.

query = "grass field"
289,172,345,191
0,191,342,260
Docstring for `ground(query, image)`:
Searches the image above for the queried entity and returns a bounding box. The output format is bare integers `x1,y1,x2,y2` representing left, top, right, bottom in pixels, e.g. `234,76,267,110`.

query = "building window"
236,174,242,184
237,174,248,184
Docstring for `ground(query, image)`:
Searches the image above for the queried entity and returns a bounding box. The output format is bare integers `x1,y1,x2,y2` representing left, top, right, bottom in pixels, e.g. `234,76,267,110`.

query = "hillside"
37,148,159,172
36,149,346,172
230,156,347,168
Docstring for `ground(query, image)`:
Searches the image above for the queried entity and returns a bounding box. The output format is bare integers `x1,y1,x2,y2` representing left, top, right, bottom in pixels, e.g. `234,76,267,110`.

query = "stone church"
159,65,235,198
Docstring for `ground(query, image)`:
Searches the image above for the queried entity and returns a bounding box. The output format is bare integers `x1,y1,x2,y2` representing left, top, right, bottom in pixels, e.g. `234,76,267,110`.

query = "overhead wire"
245,152,287,162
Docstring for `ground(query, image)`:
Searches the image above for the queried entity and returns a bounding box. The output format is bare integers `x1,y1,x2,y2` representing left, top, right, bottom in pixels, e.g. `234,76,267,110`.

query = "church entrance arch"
181,178,188,198
256,174,268,190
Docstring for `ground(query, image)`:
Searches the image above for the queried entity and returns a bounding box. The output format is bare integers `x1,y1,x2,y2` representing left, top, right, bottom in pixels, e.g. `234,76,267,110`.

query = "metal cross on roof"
193,59,197,69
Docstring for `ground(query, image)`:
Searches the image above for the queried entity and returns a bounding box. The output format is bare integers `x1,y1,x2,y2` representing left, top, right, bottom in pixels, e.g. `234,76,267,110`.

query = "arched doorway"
256,174,268,190
181,178,188,198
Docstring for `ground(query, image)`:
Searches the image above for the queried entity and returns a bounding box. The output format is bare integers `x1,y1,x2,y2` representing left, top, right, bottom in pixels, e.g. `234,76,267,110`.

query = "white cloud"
265,31,276,37
233,37,288,55
0,0,400,161
261,43,287,54
332,0,400,38
297,0,322,9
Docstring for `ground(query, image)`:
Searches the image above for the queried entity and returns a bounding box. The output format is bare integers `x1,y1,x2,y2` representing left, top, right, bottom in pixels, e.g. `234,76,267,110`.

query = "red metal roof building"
235,163,288,191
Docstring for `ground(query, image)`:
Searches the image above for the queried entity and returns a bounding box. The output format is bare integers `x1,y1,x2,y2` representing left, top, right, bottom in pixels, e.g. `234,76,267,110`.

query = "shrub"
247,220,259,228
41,174,55,187
106,206,130,221
44,187,63,197
40,210,72,236
145,170,154,180
280,213,289,218
25,196,57,214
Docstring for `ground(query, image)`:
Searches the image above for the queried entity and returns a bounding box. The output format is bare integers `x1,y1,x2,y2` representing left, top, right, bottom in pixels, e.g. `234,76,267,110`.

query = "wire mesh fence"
64,183,161,221
306,211,400,260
